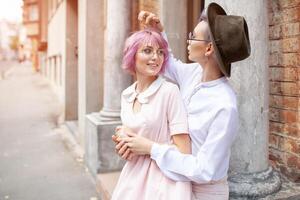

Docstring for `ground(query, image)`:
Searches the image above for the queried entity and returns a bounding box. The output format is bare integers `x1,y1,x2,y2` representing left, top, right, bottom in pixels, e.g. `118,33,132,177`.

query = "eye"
157,49,164,56
142,48,152,54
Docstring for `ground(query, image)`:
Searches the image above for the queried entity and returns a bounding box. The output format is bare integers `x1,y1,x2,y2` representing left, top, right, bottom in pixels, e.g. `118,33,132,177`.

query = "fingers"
138,11,163,32
138,11,156,26
115,140,125,152
138,10,150,22
112,135,118,143
119,142,129,155
145,13,156,24
122,148,131,160
121,136,133,143
115,125,122,132
127,153,135,161
112,134,121,143
152,16,161,24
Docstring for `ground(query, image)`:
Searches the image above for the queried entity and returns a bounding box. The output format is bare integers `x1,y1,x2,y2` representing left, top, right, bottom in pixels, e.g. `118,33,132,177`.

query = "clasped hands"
112,126,154,161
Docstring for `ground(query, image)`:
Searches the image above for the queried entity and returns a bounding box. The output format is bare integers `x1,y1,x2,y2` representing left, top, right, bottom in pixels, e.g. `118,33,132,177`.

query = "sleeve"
154,151,191,182
167,85,189,136
153,84,190,182
161,32,199,87
151,106,239,183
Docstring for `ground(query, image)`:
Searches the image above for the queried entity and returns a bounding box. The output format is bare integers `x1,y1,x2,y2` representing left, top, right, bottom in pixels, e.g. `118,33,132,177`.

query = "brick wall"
268,0,300,182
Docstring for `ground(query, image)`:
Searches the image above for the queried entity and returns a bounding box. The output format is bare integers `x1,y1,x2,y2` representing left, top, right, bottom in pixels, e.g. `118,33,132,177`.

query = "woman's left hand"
120,131,154,155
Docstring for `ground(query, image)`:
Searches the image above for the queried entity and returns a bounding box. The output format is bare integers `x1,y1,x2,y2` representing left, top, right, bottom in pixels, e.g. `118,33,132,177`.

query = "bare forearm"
172,134,191,154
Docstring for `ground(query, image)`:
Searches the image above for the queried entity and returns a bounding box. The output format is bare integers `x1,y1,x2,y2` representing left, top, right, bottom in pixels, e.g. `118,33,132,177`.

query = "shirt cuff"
150,143,161,160
151,143,175,160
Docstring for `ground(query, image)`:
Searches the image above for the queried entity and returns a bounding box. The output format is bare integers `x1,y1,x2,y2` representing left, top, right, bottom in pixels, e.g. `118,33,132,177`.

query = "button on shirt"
150,50,239,184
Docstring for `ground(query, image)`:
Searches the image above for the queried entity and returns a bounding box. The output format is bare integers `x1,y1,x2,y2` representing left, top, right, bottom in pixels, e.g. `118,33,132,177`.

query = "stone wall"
268,0,300,182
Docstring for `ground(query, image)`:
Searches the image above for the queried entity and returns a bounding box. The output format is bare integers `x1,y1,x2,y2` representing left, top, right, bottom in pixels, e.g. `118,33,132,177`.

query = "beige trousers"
192,178,229,200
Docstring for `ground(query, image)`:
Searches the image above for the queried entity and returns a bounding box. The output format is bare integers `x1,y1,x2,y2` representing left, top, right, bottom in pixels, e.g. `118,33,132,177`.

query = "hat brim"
206,3,231,77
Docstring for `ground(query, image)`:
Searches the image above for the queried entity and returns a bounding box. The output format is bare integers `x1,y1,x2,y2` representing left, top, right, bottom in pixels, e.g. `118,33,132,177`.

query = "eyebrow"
143,46,163,50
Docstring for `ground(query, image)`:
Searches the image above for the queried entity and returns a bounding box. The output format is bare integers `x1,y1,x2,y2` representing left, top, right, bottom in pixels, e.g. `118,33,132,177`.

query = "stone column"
205,0,281,198
85,0,132,176
159,0,187,62
78,0,103,145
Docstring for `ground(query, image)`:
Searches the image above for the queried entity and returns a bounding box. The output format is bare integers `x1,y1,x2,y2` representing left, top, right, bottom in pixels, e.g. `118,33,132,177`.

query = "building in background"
0,20,21,60
22,0,40,71
22,0,300,199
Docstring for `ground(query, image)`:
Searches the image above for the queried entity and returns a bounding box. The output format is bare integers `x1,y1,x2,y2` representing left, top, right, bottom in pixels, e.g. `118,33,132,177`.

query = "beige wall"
47,1,66,110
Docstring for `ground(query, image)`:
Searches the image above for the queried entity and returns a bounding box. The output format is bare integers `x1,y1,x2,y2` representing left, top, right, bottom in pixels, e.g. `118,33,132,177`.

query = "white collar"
122,76,165,104
200,76,227,87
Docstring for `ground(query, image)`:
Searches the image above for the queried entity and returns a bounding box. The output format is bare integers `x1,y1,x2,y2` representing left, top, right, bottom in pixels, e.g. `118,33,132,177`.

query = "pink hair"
122,29,169,74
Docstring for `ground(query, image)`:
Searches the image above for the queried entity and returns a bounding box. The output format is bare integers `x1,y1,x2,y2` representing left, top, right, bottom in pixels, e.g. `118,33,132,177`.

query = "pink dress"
111,76,192,200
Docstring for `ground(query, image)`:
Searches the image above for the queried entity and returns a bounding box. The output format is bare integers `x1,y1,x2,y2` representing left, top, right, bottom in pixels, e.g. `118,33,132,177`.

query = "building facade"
22,0,40,71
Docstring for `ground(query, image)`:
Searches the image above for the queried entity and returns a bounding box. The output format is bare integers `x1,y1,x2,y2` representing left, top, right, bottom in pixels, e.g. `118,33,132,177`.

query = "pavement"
0,61,100,200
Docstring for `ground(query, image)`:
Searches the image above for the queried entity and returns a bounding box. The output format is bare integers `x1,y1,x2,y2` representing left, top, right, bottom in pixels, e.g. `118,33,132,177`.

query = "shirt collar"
200,76,227,88
122,76,165,104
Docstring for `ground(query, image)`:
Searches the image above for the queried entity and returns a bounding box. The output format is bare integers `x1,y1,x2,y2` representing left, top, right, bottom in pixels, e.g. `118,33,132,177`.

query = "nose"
151,51,159,59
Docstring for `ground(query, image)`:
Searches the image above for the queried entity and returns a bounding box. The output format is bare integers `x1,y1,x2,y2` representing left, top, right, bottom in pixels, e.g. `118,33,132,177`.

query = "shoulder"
122,82,136,96
160,80,181,96
208,83,237,119
215,81,237,107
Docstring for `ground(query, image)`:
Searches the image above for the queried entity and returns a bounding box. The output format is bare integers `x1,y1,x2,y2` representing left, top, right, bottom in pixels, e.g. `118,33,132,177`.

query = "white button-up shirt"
150,52,239,184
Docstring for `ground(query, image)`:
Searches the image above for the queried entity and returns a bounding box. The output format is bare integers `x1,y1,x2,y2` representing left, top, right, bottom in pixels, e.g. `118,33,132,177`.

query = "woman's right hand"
112,126,135,160
138,11,164,32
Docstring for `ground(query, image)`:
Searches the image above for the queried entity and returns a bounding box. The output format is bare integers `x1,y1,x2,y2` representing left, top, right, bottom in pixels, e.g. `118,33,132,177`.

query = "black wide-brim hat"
206,3,251,77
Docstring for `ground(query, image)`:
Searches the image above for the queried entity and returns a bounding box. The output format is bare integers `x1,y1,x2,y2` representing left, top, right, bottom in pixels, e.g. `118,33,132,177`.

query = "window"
28,4,38,21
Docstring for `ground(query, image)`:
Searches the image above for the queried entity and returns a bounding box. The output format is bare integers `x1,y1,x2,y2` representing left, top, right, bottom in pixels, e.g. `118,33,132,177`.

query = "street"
0,61,99,200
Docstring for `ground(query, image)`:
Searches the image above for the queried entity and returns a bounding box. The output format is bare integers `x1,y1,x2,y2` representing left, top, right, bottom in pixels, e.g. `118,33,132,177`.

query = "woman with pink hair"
111,29,192,200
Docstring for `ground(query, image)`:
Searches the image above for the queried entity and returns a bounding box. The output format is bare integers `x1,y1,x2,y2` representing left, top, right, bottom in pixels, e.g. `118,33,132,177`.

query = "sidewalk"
0,62,99,200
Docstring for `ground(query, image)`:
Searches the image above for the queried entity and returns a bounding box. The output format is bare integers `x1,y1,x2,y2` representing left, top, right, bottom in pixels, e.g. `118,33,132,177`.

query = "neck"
135,74,158,93
200,61,224,82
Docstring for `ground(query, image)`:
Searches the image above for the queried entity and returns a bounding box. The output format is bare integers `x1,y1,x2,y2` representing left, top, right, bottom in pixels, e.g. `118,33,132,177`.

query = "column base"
229,167,281,199
85,112,125,177
99,108,121,123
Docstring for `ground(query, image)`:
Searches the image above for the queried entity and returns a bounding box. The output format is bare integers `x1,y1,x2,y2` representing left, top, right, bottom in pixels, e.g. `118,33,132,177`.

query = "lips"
147,63,159,67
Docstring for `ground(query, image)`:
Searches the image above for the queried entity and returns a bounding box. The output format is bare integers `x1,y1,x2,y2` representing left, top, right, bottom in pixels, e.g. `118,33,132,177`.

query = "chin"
188,55,195,62
149,69,161,75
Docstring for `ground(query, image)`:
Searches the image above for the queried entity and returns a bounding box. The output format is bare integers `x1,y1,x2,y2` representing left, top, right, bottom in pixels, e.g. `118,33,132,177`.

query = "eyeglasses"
187,32,211,45
139,47,165,58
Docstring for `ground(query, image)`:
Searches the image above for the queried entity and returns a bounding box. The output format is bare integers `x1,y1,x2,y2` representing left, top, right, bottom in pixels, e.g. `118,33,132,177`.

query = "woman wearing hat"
113,3,251,199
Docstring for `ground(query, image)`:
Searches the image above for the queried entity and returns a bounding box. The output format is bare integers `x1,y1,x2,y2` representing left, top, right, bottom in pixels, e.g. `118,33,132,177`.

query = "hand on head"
138,11,164,32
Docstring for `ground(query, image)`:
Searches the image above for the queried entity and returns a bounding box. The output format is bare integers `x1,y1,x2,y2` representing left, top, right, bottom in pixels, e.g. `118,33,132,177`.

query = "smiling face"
134,43,164,78
122,29,169,76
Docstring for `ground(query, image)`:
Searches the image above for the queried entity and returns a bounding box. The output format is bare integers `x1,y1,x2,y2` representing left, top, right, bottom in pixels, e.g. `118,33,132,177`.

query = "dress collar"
122,76,165,104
